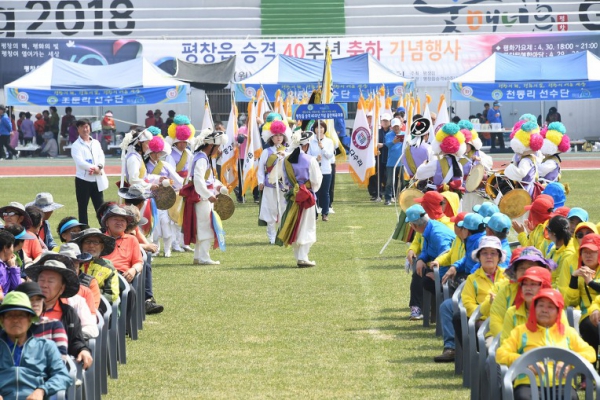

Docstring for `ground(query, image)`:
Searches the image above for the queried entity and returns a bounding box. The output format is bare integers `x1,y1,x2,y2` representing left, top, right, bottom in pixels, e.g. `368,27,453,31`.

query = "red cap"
514,267,552,309
526,288,564,334
450,212,468,224
525,195,554,227
414,191,444,220
550,206,570,218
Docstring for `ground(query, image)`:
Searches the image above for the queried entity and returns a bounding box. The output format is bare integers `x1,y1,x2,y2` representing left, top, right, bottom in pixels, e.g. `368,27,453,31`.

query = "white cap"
367,111,373,117
381,113,392,121
391,118,401,127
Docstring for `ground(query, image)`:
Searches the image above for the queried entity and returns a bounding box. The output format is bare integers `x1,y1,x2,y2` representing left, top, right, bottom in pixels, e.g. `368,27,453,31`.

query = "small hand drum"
499,189,532,219
213,193,235,221
399,188,424,212
465,164,485,193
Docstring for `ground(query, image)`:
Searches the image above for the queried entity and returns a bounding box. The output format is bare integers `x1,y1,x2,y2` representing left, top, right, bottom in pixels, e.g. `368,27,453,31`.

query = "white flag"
348,96,376,186
201,96,214,133
434,96,450,139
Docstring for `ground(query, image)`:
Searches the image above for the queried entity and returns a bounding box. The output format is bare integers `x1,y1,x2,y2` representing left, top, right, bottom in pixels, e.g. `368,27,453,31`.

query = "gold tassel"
563,182,570,195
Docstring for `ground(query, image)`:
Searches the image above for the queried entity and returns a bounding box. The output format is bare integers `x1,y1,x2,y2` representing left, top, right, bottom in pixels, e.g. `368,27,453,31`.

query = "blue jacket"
42,220,57,251
418,220,455,264
469,237,513,273
0,114,11,136
0,331,72,398
334,117,349,150
487,108,502,125
385,131,404,168
453,231,485,274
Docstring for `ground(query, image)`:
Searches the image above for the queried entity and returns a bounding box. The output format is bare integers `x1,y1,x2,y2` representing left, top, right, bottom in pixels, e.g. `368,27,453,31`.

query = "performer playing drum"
504,116,544,198
401,117,432,181
539,122,570,183
458,120,493,212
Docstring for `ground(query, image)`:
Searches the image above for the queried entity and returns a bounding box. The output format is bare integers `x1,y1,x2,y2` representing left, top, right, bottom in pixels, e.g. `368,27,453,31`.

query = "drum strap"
405,147,418,175
176,151,188,172
542,154,561,164
148,160,164,175
138,157,147,179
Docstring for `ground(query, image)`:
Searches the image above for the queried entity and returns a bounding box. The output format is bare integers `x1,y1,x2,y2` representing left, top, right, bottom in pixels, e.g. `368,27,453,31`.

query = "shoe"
322,215,329,222
297,260,316,268
164,251,171,258
254,198,260,204
145,298,164,315
384,201,392,206
328,207,335,214
197,259,220,265
316,206,322,214
150,252,159,257
182,245,193,252
237,197,244,203
409,306,423,320
433,348,456,363
171,247,185,253
371,196,381,202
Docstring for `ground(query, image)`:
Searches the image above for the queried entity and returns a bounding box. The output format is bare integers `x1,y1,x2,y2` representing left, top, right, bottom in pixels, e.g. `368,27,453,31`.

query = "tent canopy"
233,53,414,102
4,57,190,106
161,57,236,91
450,51,600,102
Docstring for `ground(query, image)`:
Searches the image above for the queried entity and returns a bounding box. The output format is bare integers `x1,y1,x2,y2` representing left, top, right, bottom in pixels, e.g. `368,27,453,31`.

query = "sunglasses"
576,231,593,240
2,212,16,217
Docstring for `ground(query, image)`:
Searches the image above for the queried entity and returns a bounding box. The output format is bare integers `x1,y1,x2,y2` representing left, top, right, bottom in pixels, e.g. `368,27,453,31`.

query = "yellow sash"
139,159,147,179
404,147,417,175
176,151,188,173
440,156,451,178
148,160,164,175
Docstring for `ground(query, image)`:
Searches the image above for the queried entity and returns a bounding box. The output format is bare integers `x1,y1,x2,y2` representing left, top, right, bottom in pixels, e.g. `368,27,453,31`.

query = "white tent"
4,57,190,106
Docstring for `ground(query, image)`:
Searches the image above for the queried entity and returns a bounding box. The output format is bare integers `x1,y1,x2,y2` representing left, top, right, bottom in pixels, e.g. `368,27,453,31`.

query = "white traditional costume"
257,119,289,244
276,130,323,267
538,122,570,183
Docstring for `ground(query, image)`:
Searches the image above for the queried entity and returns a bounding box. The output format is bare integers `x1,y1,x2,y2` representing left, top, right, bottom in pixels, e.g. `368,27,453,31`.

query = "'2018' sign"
0,0,135,37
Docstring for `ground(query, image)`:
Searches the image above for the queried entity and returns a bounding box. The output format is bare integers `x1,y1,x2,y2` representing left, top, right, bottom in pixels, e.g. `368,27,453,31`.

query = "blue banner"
5,86,188,107
234,82,412,103
451,81,600,102
293,103,345,120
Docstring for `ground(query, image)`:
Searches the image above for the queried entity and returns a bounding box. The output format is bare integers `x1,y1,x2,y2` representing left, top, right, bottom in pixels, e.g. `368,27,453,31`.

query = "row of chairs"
59,265,147,399
425,277,600,399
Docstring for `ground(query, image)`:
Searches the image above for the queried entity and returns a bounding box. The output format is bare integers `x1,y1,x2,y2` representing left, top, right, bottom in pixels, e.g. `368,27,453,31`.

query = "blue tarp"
233,53,414,103
450,51,600,102
4,57,190,107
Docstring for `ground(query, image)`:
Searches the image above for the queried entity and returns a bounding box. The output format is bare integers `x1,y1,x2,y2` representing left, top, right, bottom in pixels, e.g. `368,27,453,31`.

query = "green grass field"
1,170,599,399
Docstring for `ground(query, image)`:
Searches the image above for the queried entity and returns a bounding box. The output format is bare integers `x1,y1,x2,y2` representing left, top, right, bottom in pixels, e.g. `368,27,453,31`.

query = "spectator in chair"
435,236,507,362
71,228,120,308
497,288,595,400
0,291,72,399
23,254,94,370
101,206,163,315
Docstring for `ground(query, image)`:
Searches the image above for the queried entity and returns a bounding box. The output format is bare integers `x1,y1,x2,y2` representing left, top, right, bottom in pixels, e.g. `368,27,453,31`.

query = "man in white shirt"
71,119,107,225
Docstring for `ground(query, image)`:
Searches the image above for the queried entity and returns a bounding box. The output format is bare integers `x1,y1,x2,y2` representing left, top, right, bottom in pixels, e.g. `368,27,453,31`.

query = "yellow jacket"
80,258,120,304
561,222,599,297
497,323,596,387
517,221,552,255
488,281,519,337
408,216,454,257
551,240,576,296
564,267,600,321
501,304,570,344
462,266,508,318
434,236,465,267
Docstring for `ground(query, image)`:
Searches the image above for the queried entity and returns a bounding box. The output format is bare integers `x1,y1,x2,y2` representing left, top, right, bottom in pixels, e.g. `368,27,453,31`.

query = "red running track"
0,159,599,176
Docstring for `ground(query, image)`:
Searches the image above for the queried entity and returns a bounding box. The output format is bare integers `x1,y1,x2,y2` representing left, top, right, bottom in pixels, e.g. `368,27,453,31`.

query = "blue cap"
542,182,566,208
483,212,511,233
405,204,426,223
396,106,406,113
457,213,484,231
472,202,500,218
567,207,589,223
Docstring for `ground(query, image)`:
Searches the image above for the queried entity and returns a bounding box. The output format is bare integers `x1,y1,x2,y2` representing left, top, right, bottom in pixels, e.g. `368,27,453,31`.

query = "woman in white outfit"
257,120,289,244
189,129,228,265
308,121,334,221
145,135,183,257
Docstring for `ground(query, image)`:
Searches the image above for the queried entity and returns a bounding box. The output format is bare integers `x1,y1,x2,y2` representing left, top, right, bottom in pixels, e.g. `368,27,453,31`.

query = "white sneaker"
171,246,185,253
182,245,193,252
328,207,335,214
316,206,322,214
164,251,171,258
198,259,220,265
